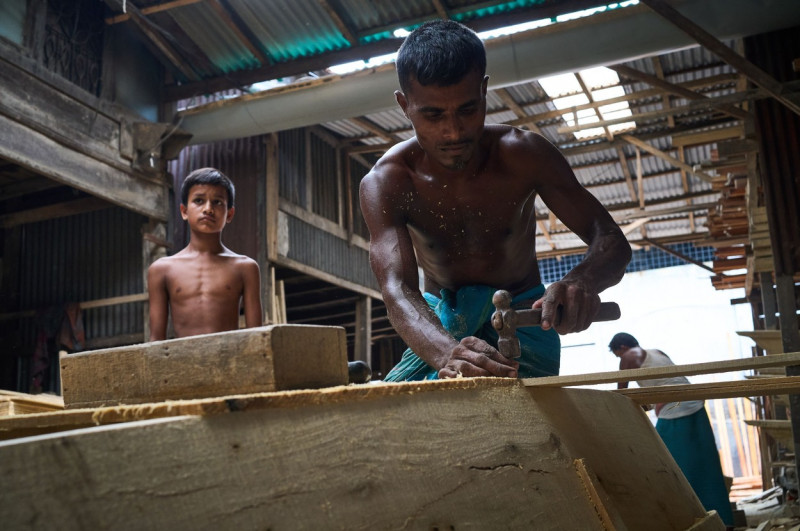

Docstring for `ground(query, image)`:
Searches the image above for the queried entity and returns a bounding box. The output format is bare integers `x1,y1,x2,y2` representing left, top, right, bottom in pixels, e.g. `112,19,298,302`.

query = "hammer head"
491,290,521,359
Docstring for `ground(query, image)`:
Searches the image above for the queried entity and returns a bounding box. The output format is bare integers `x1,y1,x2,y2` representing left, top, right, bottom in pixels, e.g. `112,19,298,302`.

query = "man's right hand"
437,336,519,379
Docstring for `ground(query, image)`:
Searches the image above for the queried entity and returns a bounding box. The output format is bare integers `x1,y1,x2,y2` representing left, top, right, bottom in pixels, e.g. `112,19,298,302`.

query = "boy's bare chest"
166,259,242,299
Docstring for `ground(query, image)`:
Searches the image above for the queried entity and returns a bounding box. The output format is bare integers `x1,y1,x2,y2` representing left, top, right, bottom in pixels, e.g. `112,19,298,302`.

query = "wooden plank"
0,382,717,530
616,376,800,404
60,325,348,408
524,351,800,388
0,391,64,416
0,114,167,221
0,56,123,165
0,196,111,229
640,0,800,117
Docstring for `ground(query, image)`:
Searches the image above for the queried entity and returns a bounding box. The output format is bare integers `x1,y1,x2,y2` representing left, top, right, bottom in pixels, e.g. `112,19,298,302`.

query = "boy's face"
180,184,234,232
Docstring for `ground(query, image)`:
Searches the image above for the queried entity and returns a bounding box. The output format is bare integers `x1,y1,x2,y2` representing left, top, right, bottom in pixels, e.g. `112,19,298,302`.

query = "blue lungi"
383,284,560,381
656,408,734,526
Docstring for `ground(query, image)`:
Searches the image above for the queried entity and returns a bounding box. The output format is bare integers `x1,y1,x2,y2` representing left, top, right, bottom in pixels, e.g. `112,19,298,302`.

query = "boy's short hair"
608,332,639,352
180,168,235,208
396,19,486,94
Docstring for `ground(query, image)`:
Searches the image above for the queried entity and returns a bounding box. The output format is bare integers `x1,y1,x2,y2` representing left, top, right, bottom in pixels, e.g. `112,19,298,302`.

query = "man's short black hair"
396,19,486,93
609,332,639,352
180,167,235,209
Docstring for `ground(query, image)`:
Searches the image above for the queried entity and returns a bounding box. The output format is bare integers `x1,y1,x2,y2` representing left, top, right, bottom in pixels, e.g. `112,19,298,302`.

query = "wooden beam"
620,134,716,183
642,237,714,272
317,0,359,46
651,56,675,128
0,196,111,229
430,0,449,19
60,325,348,408
103,0,201,81
0,293,149,321
617,376,800,404
524,351,800,388
557,86,772,136
207,0,269,64
105,0,203,25
0,114,167,221
611,63,750,121
349,117,400,143
495,88,543,135
671,125,744,148
510,73,739,130
0,382,717,530
640,0,800,117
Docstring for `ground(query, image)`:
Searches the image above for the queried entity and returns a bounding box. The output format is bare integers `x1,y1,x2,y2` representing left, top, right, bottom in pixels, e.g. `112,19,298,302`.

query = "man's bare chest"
406,186,535,245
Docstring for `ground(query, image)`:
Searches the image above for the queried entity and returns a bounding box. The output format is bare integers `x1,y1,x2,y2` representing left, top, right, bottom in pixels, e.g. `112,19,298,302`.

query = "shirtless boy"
359,20,631,381
147,167,262,341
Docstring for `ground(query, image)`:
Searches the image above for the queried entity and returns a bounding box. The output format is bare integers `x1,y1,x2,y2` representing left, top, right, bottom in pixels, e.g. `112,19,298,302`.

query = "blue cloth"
656,408,734,526
383,284,560,381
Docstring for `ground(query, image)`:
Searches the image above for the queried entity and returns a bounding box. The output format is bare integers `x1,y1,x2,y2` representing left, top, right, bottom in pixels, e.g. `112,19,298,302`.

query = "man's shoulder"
362,141,418,192
489,124,551,153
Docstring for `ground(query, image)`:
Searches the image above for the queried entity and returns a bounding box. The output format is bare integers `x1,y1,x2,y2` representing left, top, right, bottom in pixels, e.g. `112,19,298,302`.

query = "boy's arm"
241,259,263,329
147,261,169,341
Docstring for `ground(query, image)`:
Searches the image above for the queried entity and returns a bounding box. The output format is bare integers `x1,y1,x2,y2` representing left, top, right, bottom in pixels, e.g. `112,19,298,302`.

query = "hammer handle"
515,302,621,328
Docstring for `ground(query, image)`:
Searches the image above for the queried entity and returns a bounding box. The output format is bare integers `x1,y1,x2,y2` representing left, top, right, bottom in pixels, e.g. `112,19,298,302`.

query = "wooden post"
777,275,800,481
256,142,268,323
354,295,372,364
141,219,168,341
760,272,778,329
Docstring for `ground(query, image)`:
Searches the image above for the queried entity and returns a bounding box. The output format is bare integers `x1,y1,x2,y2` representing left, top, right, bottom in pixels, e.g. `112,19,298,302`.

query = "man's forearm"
562,229,631,293
384,283,458,370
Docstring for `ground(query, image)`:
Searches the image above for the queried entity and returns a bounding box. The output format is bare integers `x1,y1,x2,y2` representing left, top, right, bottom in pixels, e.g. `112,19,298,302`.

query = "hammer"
491,290,621,359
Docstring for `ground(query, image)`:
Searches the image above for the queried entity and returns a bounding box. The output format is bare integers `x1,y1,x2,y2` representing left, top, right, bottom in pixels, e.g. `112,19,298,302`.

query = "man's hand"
437,336,519,379
532,281,600,335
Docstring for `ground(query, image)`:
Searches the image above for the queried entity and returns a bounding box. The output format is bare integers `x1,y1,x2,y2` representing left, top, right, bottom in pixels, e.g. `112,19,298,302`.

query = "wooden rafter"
651,56,675,128
105,0,203,25
494,88,543,134
317,0,359,46
509,73,738,130
348,117,403,144
207,0,269,65
640,0,800,117
102,0,201,81
611,63,750,121
556,85,775,135
430,0,449,19
620,134,715,183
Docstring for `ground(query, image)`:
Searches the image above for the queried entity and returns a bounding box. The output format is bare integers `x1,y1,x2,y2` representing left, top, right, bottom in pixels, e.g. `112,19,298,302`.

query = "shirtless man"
147,168,262,341
359,20,631,381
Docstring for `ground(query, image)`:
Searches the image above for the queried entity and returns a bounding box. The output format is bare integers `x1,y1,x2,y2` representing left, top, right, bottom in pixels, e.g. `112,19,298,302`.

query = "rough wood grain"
60,325,347,408
0,381,720,530
524,351,800,388
617,376,800,404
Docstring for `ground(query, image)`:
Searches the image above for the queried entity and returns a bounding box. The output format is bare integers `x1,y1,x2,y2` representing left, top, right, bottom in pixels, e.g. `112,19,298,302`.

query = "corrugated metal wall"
168,136,264,262
746,26,800,276
17,207,147,335
284,214,378,290
310,132,339,222
9,206,147,391
278,129,307,206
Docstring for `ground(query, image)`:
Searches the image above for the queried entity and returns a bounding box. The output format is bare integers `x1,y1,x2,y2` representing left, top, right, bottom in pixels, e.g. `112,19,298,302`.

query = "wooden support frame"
0,381,721,530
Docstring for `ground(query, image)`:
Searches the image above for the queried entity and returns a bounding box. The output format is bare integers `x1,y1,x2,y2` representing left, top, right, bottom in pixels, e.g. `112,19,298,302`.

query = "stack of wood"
749,206,774,275
707,175,749,290
0,390,63,416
